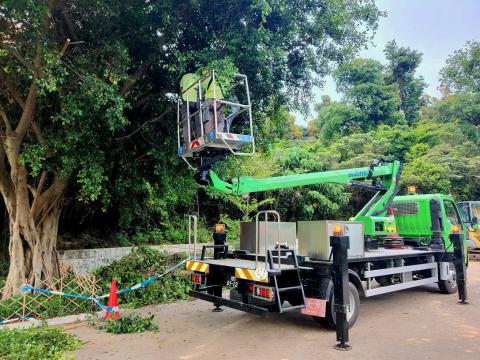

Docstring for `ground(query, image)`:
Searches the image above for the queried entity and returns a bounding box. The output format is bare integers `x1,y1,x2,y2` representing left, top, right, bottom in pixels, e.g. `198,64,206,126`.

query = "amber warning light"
215,224,225,233
332,224,344,237
450,224,461,234
407,185,417,194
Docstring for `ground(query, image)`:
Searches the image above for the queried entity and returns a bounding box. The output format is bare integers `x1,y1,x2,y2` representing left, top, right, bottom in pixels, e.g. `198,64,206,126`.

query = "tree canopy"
0,0,384,295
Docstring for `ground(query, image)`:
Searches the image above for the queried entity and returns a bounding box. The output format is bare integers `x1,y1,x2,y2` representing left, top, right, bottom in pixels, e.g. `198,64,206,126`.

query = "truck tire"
438,262,458,294
313,282,360,330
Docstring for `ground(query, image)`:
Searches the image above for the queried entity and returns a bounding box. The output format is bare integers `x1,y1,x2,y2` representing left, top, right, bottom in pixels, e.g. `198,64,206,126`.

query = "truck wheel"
313,282,360,329
438,262,458,294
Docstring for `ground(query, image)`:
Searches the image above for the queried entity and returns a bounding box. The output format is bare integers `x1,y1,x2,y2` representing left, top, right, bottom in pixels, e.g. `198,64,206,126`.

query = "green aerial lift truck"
178,71,467,332
186,158,467,329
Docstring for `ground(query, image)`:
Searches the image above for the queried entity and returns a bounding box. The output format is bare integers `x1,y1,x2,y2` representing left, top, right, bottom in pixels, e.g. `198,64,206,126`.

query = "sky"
294,0,480,124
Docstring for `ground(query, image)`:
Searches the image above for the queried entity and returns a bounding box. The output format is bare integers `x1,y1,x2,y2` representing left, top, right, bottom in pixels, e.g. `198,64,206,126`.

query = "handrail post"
188,215,198,260
255,210,281,270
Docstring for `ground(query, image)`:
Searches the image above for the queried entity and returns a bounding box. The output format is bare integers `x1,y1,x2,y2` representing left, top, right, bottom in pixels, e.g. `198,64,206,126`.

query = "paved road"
69,262,480,360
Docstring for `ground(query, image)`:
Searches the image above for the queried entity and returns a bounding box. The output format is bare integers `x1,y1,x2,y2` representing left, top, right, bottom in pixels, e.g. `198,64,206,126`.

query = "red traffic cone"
104,278,120,320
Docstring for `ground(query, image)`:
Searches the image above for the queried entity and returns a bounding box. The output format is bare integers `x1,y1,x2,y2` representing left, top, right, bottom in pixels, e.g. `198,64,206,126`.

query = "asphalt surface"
69,262,480,360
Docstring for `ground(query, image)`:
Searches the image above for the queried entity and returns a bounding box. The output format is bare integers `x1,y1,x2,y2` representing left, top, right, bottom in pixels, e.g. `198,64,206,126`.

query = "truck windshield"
444,200,462,226
472,202,480,222
458,203,470,223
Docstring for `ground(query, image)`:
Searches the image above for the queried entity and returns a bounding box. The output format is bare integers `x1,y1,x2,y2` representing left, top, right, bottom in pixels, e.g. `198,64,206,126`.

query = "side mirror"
470,216,478,231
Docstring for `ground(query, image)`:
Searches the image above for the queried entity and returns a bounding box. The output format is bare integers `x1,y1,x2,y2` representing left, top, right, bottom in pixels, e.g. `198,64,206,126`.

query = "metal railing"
177,70,255,169
255,210,281,271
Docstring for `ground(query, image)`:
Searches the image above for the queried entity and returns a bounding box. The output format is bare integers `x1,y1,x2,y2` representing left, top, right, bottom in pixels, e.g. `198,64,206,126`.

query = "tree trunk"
2,168,66,298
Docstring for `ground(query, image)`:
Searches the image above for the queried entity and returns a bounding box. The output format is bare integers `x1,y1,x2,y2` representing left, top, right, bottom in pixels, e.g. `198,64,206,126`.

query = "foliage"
315,102,364,140
93,247,191,308
401,158,451,194
95,314,159,334
335,58,403,127
384,40,426,123
0,261,7,279
0,324,81,360
219,214,241,250
440,40,480,94
269,146,350,221
49,0,384,244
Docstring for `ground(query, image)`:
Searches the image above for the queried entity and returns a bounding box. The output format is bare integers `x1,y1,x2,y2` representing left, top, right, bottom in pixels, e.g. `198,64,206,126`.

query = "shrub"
0,324,81,360
95,314,158,334
0,260,8,281
93,247,191,308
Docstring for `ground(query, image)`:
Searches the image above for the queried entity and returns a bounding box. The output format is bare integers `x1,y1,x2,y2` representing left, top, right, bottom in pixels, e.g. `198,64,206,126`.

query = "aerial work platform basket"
177,70,255,168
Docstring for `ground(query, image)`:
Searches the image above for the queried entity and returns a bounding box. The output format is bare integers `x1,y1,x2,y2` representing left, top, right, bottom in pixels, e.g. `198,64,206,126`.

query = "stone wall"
58,244,196,273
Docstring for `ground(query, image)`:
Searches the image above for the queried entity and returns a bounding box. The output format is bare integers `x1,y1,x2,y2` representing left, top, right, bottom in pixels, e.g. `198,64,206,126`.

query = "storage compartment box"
240,222,297,254
297,221,364,260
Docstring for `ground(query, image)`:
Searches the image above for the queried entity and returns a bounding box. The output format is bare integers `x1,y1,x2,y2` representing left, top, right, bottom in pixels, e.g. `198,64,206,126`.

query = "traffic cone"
104,278,120,320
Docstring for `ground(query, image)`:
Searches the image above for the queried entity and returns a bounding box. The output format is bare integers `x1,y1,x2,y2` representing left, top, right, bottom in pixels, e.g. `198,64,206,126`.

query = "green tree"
440,40,480,94
270,147,349,221
401,158,451,194
315,102,365,140
384,40,426,123
0,0,384,296
335,58,403,127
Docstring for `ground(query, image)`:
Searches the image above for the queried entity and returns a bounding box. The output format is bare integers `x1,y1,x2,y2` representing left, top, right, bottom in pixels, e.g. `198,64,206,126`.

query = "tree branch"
31,121,45,145
14,39,43,141
0,108,13,134
58,0,78,40
31,175,68,225
0,44,32,70
120,34,166,97
0,132,16,214
115,107,173,140
0,68,26,109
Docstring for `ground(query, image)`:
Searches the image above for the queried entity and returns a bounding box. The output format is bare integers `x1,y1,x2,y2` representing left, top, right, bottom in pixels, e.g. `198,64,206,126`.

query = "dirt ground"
68,262,480,360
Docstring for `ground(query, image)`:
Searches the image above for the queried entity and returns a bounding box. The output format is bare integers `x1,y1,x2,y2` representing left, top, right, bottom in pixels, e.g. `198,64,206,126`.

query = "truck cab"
392,194,467,255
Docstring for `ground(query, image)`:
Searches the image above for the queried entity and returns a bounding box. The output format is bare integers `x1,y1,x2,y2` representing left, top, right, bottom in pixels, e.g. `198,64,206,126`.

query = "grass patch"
0,324,81,360
93,314,159,334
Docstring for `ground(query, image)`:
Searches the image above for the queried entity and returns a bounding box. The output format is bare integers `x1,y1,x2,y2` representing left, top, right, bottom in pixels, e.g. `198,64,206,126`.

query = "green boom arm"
208,159,402,221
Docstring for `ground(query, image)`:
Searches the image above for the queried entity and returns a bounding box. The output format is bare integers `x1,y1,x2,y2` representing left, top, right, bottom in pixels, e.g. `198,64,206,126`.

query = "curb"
1,311,103,330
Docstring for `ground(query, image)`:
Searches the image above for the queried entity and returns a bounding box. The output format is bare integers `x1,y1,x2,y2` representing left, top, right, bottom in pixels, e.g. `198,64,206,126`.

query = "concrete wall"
58,244,195,274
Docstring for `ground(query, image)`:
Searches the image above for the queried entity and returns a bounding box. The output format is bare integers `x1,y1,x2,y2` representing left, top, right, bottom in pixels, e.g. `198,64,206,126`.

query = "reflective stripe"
180,73,200,102
235,268,269,283
186,261,209,274
202,75,224,100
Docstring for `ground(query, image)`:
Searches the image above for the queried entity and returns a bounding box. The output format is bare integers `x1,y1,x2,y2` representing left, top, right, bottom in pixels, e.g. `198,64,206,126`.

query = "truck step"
280,304,306,312
278,286,303,292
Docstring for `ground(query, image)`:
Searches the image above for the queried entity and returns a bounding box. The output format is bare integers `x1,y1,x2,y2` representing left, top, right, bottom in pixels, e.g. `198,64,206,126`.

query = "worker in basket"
180,72,201,143
201,70,226,134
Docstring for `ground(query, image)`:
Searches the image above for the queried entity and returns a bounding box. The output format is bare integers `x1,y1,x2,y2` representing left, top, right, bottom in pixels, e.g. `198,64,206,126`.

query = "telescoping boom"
205,158,402,237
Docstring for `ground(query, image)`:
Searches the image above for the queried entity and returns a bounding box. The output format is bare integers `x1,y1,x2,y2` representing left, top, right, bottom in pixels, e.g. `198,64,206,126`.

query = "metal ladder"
255,210,306,312
267,249,306,313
